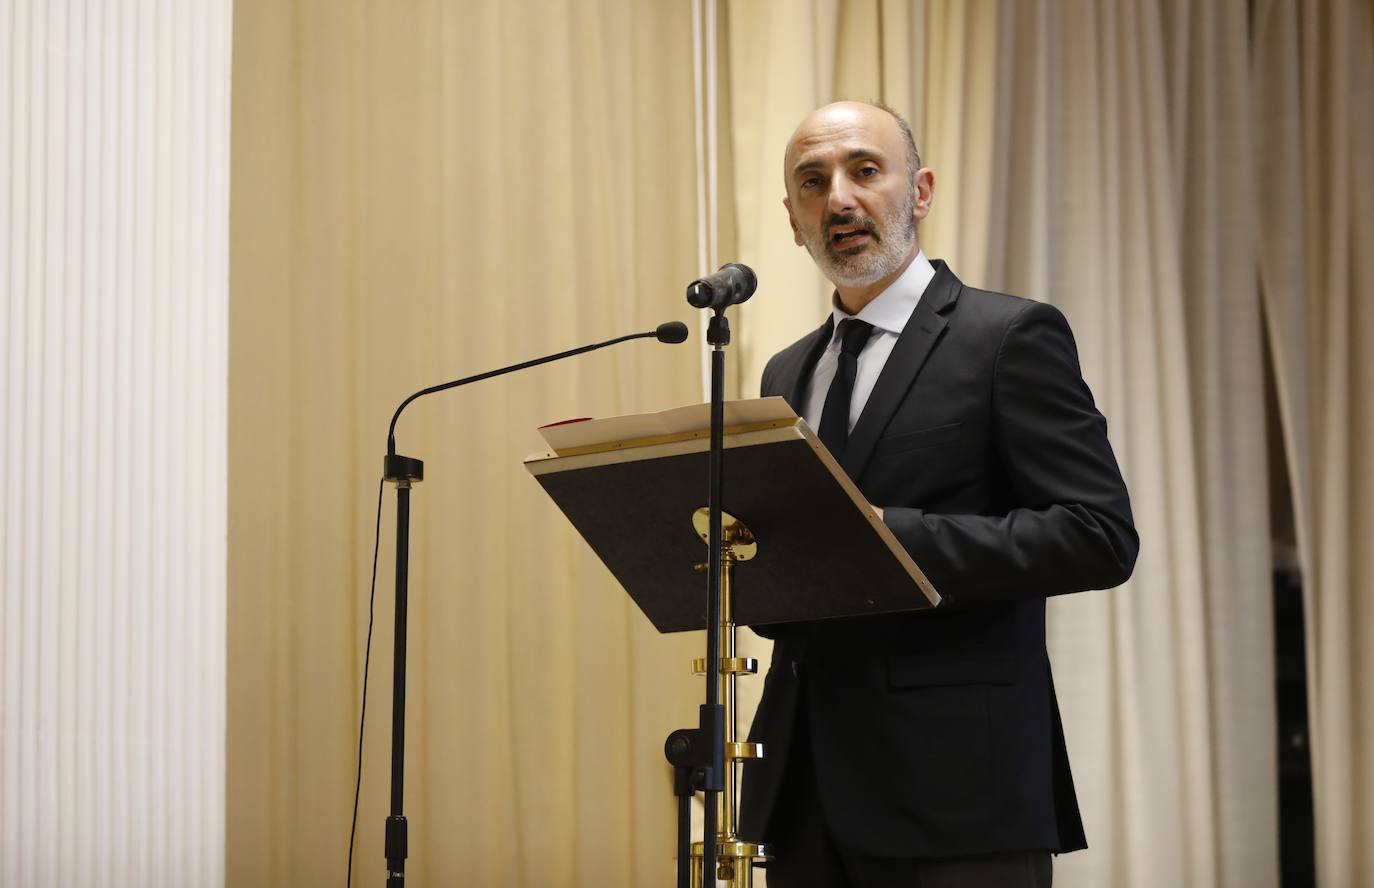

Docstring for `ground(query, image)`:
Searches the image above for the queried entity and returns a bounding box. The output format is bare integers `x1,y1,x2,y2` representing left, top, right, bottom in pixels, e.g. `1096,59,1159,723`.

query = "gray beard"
802,193,917,289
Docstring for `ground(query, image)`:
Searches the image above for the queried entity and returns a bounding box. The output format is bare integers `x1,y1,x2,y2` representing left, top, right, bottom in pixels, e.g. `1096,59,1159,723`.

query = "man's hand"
872,504,884,520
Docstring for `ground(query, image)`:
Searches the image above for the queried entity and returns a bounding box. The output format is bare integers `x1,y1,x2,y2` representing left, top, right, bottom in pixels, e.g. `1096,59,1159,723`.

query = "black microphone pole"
701,306,729,886
665,264,756,888
379,321,688,887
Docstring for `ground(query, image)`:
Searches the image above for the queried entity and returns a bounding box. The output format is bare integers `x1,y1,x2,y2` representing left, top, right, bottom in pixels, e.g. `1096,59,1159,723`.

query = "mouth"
828,223,876,251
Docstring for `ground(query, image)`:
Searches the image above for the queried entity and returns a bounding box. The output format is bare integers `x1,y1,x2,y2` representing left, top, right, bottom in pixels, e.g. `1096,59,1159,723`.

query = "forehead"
785,104,903,176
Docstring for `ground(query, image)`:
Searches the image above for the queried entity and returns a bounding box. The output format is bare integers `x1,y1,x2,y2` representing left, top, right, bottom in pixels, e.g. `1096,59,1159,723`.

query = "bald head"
784,101,921,197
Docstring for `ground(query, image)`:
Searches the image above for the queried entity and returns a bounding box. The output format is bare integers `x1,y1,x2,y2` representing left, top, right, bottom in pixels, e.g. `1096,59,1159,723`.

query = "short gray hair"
868,100,922,182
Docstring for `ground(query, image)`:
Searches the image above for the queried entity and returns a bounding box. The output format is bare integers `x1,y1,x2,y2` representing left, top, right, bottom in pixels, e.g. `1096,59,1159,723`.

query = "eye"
857,165,880,178
799,176,821,190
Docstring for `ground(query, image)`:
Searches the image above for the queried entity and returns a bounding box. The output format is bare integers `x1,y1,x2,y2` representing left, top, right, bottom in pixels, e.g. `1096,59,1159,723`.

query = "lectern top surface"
536,396,797,456
525,399,940,634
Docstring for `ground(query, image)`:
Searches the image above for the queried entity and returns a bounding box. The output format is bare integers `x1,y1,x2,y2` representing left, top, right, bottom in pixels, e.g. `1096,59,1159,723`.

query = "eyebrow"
791,148,884,178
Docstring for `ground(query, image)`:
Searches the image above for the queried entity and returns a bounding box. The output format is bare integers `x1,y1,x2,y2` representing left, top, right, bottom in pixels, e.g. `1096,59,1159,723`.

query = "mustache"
825,213,881,241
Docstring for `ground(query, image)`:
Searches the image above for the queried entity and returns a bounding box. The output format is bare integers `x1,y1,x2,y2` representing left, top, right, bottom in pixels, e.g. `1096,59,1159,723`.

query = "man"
738,102,1138,887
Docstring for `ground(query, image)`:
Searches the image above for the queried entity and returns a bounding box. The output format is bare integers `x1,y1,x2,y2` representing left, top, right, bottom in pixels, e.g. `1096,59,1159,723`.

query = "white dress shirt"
802,251,937,435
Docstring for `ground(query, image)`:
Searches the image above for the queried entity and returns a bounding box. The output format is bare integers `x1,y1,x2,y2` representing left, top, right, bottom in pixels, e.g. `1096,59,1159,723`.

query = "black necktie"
817,318,874,458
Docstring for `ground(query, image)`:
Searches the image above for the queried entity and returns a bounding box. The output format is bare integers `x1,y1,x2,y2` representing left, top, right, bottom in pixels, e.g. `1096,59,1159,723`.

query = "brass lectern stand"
525,398,940,886
688,507,764,887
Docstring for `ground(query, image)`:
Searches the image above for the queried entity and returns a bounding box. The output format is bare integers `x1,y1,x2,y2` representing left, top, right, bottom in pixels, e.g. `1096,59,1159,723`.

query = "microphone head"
685,282,713,310
723,262,758,300
685,262,759,309
655,321,690,344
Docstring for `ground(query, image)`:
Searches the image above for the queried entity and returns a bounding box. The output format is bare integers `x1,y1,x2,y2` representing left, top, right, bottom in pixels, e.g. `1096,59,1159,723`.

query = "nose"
826,172,857,215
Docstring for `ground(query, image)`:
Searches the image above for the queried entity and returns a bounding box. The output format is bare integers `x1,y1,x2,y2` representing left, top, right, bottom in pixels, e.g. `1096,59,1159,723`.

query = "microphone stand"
378,324,686,887
664,307,733,888
702,308,730,884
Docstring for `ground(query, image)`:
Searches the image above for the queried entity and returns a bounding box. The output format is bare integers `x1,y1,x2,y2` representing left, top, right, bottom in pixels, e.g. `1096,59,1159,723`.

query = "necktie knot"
838,318,874,358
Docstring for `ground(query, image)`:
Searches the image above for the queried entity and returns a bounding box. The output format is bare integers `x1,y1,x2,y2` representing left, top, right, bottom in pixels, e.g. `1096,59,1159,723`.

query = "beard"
799,188,918,289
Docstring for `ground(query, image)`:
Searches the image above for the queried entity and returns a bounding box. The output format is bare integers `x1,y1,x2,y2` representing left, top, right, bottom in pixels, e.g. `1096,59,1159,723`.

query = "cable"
346,476,385,888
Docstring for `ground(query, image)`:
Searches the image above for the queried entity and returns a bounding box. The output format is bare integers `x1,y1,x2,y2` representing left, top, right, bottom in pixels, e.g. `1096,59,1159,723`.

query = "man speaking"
739,101,1138,887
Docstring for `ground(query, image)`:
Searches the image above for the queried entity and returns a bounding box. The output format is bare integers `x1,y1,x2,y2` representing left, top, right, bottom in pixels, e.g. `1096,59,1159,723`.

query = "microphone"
655,321,689,343
385,322,689,459
686,263,757,310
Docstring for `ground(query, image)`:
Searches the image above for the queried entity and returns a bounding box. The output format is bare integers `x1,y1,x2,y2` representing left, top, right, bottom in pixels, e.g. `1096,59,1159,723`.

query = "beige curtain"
1255,1,1374,884
726,2,1279,886
226,0,1374,884
228,1,708,884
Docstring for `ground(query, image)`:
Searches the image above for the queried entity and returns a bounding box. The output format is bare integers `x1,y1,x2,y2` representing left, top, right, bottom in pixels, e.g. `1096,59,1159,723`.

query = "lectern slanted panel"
528,430,936,634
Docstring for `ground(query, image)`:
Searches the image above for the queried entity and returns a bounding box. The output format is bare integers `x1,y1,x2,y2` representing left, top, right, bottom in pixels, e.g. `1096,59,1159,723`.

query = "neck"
834,247,919,315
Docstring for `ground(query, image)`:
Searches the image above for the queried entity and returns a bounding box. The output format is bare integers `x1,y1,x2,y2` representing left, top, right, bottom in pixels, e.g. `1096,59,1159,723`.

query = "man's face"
783,103,929,289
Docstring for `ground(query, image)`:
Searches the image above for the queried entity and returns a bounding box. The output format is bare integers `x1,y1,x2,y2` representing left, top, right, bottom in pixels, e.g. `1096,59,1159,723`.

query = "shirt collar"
827,250,935,341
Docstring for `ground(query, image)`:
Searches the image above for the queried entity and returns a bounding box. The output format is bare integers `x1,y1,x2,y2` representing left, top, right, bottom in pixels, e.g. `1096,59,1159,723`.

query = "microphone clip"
383,453,425,485
706,313,731,348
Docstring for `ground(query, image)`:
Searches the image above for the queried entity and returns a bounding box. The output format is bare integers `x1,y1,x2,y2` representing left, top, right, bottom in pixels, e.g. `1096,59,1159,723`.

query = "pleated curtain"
228,1,706,884
224,1,1374,886
1255,1,1374,883
1,2,231,885
725,2,1374,886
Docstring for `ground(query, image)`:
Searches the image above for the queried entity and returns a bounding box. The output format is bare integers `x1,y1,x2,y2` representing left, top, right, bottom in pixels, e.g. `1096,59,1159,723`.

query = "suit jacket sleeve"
882,301,1138,609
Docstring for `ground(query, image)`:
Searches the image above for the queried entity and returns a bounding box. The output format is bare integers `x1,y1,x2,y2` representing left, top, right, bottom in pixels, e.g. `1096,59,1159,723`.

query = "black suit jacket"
738,261,1138,859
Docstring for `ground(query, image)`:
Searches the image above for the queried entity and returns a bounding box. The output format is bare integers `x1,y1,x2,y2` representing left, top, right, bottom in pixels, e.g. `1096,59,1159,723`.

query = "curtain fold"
1255,1,1374,883
228,1,705,884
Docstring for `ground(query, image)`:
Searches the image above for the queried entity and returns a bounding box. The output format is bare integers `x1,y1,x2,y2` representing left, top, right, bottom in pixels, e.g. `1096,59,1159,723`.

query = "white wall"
0,1,230,885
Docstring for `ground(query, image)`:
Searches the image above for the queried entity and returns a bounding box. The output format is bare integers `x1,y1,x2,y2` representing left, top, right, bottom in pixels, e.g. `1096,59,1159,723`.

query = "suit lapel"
776,318,833,415
841,262,962,480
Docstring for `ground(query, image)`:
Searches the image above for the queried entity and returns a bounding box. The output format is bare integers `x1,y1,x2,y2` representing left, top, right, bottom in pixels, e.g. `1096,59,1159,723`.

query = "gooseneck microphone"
686,262,758,310
362,318,690,888
385,321,689,456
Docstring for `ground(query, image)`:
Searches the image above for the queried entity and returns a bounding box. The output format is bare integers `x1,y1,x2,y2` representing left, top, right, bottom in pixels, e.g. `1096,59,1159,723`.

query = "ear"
912,168,935,223
784,197,804,247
